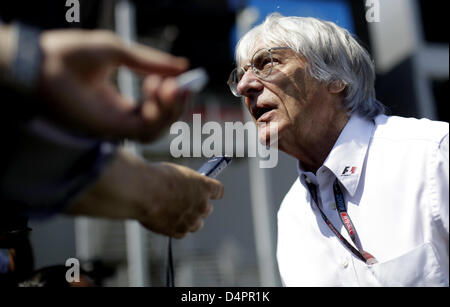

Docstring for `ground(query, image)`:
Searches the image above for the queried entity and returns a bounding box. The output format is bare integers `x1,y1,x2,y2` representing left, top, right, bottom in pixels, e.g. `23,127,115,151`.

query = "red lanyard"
304,175,377,265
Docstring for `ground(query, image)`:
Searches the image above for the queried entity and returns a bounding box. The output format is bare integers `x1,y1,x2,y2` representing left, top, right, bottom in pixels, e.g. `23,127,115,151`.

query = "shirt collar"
297,114,375,197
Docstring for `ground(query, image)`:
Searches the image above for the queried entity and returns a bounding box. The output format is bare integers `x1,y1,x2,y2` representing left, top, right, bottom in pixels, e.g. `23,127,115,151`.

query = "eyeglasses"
227,46,291,97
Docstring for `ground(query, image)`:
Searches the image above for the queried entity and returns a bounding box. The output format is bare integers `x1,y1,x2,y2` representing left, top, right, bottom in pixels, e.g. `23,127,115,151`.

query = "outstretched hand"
39,29,190,142
67,150,225,239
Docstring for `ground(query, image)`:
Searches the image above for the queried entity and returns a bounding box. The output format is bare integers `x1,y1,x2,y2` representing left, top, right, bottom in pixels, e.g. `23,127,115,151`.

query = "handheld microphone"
196,156,233,178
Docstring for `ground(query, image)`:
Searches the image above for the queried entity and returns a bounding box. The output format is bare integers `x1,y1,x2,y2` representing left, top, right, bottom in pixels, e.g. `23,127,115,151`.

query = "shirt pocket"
365,242,448,286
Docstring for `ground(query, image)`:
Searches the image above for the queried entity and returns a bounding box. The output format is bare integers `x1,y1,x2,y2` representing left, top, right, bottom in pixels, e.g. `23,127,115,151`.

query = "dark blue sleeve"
0,118,118,219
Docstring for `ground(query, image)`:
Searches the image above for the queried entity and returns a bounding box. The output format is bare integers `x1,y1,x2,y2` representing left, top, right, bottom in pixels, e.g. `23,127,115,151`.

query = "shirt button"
342,259,349,269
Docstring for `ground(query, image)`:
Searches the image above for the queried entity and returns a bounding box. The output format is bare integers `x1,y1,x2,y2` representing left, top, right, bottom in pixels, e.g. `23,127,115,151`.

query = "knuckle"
143,75,162,92
175,220,189,234
190,219,204,232
205,204,214,216
198,199,209,213
173,232,186,239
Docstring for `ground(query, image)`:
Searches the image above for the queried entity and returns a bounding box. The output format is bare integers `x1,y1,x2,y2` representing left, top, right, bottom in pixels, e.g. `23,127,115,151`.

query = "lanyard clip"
363,251,378,265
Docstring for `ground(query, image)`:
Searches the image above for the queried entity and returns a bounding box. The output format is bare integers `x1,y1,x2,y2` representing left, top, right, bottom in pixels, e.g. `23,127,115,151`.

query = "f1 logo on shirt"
341,166,357,176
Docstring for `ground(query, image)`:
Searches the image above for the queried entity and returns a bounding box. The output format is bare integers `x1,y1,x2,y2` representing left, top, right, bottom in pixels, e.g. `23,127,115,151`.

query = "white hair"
235,13,385,119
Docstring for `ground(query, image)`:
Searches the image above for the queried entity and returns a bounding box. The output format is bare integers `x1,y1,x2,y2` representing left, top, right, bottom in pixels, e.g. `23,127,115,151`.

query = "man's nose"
236,70,264,97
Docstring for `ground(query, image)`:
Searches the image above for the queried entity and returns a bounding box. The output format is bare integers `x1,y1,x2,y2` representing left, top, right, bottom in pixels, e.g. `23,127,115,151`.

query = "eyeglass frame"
227,46,291,97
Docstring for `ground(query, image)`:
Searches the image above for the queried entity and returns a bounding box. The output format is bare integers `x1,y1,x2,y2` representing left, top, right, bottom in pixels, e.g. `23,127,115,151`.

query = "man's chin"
257,121,279,147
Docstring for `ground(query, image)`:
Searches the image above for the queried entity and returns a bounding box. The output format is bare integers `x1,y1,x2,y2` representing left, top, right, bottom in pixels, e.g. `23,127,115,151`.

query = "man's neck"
294,111,350,174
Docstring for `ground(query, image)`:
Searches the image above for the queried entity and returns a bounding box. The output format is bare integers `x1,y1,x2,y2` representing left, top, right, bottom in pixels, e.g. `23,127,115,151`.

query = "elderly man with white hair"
228,13,448,286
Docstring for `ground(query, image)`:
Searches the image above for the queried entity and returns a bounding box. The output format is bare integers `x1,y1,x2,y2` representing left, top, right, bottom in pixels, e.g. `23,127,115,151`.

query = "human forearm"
64,149,146,221
65,149,224,238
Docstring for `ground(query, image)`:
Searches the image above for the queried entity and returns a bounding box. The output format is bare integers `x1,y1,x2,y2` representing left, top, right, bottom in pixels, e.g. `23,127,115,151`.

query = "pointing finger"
116,42,189,76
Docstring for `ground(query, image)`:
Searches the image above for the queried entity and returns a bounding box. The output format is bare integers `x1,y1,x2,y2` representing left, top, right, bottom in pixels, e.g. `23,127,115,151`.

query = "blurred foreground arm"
1,24,189,142
1,24,223,238
66,150,224,238
39,29,190,142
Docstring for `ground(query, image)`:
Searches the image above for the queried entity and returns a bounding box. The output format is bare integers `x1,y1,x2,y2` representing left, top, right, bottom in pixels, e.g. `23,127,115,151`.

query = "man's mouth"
253,105,277,121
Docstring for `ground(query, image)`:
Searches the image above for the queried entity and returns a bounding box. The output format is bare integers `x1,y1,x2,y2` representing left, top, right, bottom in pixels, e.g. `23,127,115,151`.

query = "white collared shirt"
277,114,449,286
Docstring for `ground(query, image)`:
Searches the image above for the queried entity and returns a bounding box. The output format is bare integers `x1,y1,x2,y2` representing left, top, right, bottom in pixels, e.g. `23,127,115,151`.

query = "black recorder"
166,156,232,287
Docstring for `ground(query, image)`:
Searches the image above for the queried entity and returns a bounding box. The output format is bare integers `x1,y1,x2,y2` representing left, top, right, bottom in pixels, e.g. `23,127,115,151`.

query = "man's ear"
328,80,346,94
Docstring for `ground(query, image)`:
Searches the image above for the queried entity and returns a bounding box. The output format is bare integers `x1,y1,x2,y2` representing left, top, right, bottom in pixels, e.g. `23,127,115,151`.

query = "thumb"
204,178,224,200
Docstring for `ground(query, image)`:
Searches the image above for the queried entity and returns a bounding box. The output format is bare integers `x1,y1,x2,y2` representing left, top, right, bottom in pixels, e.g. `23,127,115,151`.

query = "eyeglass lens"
251,49,273,78
228,49,273,97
